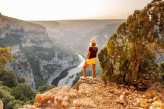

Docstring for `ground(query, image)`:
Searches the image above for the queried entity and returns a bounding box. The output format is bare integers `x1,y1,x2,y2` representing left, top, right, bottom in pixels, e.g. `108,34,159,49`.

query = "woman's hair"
90,38,97,47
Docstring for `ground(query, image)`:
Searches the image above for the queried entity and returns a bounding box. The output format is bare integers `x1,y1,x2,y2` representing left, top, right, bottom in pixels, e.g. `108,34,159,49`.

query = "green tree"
0,47,13,70
0,70,17,88
37,84,55,93
17,76,25,83
99,0,164,84
12,84,36,103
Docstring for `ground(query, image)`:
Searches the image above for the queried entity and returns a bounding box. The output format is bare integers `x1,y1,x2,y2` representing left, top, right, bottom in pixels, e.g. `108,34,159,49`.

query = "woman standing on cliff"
82,38,98,79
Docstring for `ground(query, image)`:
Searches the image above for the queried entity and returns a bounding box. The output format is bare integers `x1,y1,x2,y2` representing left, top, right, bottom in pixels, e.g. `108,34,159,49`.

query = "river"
57,55,85,86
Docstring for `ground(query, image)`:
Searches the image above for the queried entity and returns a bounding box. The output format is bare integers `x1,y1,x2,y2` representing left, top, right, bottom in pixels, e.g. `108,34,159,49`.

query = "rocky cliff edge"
20,77,164,109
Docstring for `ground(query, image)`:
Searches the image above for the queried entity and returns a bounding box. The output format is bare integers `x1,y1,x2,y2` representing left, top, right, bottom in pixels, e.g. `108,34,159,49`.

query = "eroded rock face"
20,78,164,109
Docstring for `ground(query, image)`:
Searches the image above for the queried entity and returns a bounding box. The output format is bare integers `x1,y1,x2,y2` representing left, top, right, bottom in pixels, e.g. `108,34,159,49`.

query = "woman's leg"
83,62,89,78
91,64,96,78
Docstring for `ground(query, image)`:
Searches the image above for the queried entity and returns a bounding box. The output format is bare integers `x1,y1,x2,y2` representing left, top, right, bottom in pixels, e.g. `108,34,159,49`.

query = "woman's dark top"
88,47,98,59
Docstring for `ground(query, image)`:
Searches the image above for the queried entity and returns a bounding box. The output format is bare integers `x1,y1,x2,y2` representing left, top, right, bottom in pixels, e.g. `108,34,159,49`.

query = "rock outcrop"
20,77,164,109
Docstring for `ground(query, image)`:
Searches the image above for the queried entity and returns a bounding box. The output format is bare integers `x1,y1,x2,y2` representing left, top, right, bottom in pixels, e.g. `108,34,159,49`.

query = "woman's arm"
96,48,98,57
86,51,90,60
96,51,98,57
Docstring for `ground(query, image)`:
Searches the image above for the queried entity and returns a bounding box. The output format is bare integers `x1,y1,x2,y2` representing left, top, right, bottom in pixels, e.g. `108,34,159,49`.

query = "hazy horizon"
0,0,152,20
29,19,125,21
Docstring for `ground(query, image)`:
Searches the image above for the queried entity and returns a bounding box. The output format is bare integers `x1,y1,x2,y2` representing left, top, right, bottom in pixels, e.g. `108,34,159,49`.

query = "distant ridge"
0,14,47,30
30,19,125,21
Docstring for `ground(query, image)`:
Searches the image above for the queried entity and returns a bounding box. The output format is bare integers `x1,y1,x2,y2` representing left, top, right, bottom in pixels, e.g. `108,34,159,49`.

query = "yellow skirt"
86,58,97,65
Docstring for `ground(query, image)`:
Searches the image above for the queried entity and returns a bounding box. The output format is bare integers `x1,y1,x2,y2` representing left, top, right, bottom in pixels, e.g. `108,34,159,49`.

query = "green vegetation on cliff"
0,47,36,109
0,47,55,109
99,0,164,84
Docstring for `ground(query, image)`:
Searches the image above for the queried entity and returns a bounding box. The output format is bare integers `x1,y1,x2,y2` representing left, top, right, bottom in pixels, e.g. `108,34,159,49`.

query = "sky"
0,0,152,20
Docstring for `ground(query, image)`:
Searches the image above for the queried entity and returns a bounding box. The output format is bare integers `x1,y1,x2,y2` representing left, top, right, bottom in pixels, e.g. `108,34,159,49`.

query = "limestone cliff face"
9,49,36,89
0,14,80,89
0,15,52,47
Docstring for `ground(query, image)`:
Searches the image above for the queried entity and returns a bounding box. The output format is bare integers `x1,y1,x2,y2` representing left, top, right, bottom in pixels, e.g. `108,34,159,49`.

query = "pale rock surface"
20,78,164,109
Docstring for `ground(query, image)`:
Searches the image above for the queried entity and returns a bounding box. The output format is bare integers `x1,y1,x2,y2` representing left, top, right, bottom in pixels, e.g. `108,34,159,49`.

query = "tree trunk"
131,61,135,84
131,59,140,85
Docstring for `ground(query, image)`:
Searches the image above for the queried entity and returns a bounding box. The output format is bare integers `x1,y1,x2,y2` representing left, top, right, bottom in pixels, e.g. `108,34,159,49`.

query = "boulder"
140,99,149,109
72,98,96,108
147,99,153,103
61,101,69,107
153,96,160,101
145,90,155,98
54,95,63,103
34,94,42,106
34,92,53,106
152,101,163,108
69,92,78,98
78,83,94,94
116,95,126,105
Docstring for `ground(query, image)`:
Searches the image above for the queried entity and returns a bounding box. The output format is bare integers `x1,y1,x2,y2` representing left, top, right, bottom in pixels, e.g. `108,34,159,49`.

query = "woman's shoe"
89,76,95,80
80,77,86,80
